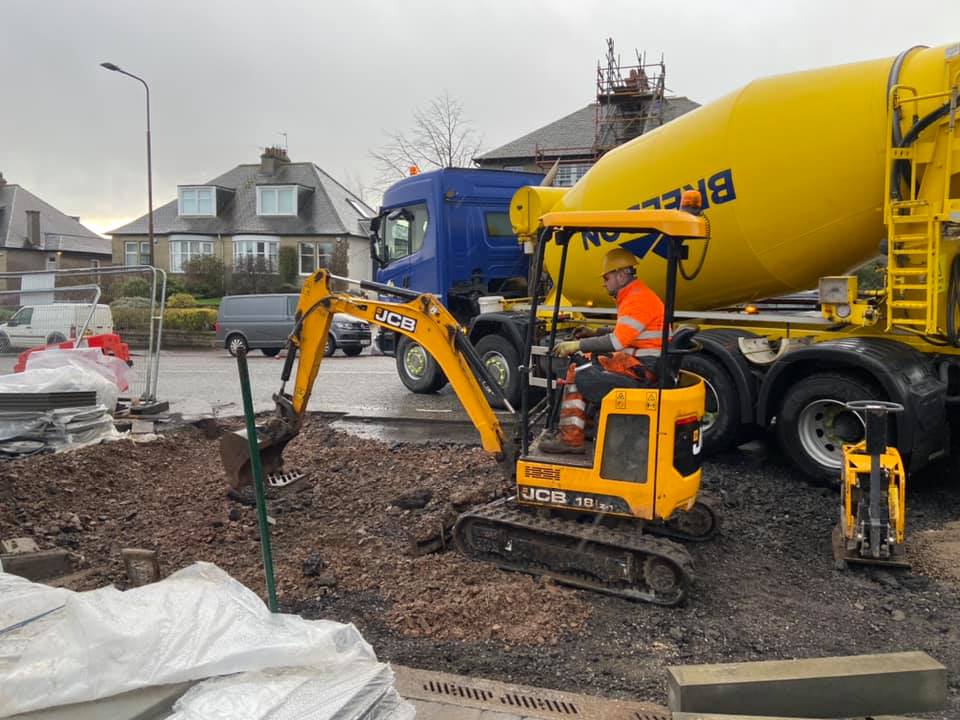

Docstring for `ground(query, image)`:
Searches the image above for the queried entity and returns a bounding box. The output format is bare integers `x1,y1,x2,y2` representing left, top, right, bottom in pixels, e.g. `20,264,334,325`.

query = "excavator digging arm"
221,270,509,488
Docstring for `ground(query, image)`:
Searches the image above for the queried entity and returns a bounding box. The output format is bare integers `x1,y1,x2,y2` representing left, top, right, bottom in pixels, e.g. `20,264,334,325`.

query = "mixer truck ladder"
885,198,938,333
883,73,960,336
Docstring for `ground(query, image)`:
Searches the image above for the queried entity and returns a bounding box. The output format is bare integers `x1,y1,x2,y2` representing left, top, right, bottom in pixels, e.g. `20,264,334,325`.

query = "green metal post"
235,348,278,612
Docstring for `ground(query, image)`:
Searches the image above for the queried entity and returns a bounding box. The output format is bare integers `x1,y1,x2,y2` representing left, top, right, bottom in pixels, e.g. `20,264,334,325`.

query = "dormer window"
179,187,216,216
257,186,297,216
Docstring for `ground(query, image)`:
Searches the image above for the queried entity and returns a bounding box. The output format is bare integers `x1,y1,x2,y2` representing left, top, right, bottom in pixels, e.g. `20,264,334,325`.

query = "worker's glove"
553,340,581,357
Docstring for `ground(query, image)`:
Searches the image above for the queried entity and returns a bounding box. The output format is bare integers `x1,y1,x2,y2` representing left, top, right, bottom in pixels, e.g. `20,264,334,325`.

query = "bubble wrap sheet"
0,562,415,719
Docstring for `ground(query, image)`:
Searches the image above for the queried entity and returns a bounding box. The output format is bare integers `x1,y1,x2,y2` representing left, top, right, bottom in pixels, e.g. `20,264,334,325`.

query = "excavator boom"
220,270,507,488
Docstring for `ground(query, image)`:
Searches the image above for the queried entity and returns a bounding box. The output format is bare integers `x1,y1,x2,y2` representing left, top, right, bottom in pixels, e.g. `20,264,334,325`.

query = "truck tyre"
396,337,448,393
324,334,336,357
343,346,364,357
475,334,520,408
47,332,67,345
0,332,9,353
682,353,740,455
776,372,882,484
261,347,282,357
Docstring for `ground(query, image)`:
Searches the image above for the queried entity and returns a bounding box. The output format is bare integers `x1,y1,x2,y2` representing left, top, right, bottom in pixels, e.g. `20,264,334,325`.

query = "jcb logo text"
374,308,417,333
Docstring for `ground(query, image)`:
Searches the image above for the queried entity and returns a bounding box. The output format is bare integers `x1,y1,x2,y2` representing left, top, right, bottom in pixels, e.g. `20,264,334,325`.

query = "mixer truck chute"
372,43,960,481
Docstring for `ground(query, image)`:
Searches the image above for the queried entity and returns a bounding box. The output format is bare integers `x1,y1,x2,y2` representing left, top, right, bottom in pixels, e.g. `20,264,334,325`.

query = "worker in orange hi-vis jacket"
539,246,665,454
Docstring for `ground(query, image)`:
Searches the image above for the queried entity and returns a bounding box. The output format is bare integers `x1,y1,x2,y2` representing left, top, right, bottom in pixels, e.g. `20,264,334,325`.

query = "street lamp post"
100,62,154,268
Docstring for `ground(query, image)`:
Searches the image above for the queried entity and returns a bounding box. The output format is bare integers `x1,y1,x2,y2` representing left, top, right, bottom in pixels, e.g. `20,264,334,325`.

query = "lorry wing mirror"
369,215,387,266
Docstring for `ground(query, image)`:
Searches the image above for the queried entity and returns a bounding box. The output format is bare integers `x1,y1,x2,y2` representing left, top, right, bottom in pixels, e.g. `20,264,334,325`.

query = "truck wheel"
682,353,740,454
47,332,67,345
776,372,881,483
0,332,9,353
475,334,520,408
261,347,282,357
343,346,364,357
396,337,448,393
226,334,248,357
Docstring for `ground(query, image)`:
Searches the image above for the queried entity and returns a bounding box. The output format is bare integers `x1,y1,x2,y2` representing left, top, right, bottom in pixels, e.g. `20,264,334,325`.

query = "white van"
0,303,114,351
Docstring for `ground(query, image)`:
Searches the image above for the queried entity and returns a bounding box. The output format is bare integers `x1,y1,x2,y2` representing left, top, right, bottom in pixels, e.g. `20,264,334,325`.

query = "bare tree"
371,90,483,184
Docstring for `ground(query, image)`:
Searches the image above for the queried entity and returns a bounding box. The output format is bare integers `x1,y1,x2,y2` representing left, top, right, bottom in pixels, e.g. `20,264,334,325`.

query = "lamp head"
100,62,121,72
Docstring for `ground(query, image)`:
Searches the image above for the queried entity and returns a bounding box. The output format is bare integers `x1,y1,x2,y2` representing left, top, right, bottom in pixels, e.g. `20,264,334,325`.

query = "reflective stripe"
638,330,663,340
624,347,662,357
559,416,586,428
610,333,625,350
561,399,587,411
618,316,646,331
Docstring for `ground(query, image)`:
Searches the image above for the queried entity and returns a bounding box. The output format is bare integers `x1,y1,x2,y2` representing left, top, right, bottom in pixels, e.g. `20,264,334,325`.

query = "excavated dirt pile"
1,417,959,716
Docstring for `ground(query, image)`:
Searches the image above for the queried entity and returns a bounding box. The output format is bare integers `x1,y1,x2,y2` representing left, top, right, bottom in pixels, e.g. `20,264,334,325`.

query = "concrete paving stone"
0,549,71,581
668,651,946,718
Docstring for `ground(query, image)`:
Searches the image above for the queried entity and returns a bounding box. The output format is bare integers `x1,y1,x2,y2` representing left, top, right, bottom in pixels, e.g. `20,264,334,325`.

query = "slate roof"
0,183,110,254
109,161,375,237
476,96,700,162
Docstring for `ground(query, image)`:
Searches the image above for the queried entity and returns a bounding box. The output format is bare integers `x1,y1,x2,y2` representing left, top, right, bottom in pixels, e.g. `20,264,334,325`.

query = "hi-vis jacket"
610,278,665,357
587,278,665,377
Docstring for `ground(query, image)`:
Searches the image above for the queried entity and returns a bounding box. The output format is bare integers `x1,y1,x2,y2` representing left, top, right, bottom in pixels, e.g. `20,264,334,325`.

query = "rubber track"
454,497,696,606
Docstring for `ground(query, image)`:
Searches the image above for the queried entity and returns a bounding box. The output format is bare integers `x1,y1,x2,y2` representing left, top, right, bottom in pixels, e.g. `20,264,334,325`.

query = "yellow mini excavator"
221,205,718,606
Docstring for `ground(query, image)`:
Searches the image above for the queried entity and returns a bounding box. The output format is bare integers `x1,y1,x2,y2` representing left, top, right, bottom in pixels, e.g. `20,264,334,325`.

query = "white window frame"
124,240,150,266
256,186,298,216
178,186,217,217
233,235,280,273
298,241,334,276
169,235,215,273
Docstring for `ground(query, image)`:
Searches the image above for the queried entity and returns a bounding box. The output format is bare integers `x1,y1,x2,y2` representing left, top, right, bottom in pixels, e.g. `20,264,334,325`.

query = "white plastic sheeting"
0,563,415,719
25,347,131,393
168,665,414,720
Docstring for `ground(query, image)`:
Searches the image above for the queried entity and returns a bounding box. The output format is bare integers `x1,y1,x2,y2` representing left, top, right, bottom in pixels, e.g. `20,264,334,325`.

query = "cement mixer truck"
371,42,960,481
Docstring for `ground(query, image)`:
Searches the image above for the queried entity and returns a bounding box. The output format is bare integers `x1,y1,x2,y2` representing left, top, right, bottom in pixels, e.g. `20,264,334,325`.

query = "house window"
257,186,297,216
124,241,150,266
234,237,279,272
178,187,216,216
170,237,214,273
299,241,334,275
554,163,593,187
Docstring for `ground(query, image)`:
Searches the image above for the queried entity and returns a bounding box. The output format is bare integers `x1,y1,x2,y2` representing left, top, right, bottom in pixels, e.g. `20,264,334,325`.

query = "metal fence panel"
0,267,167,404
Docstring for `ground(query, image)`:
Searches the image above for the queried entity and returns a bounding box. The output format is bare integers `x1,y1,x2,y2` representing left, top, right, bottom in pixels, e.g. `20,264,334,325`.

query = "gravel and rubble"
1,417,959,717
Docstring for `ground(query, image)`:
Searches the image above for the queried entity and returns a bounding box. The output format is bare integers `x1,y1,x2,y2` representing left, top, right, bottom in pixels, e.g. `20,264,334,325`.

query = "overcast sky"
2,0,959,236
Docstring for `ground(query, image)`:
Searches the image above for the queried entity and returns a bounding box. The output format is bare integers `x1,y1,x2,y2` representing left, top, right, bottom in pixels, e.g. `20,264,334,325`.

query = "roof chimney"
26,210,41,247
260,146,290,175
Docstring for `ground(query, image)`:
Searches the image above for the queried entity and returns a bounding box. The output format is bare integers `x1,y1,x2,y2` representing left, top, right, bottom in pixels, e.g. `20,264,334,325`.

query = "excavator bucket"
219,423,298,490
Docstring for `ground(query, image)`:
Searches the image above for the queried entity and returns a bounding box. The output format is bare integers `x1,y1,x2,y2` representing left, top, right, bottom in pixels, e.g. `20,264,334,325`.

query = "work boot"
539,430,586,455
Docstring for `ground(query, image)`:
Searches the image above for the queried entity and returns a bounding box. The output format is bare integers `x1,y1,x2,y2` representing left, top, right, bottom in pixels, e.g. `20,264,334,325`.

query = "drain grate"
424,680,494,703
397,665,669,719
500,691,580,714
